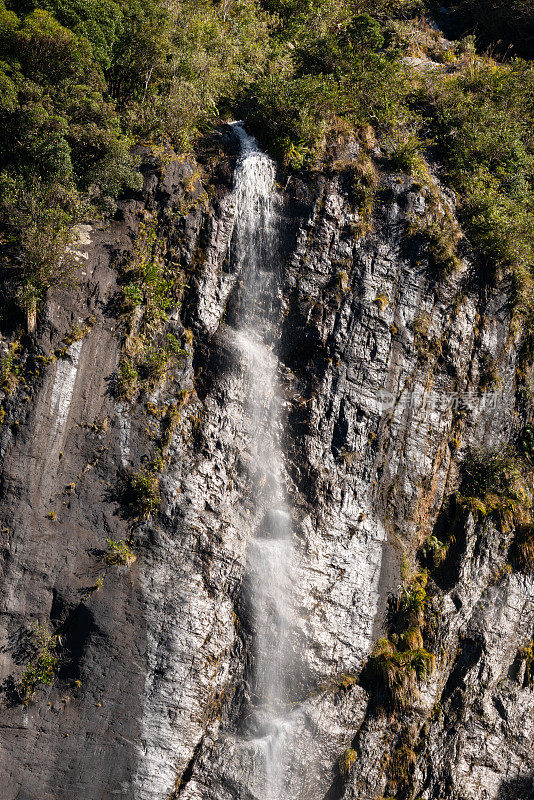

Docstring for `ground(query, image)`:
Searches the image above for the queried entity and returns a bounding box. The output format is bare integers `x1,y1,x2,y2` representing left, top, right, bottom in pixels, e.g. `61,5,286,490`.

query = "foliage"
0,340,21,393
116,221,187,400
136,0,273,150
2,0,534,350
407,161,462,275
419,60,534,309
364,568,435,712
0,178,80,317
105,537,136,566
342,146,379,230
385,569,428,649
457,435,534,574
127,467,160,517
0,2,141,196
365,636,435,712
0,0,142,321
517,641,534,687
0,0,266,320
16,623,58,703
339,748,358,776
459,444,532,525
421,534,448,567
247,9,410,167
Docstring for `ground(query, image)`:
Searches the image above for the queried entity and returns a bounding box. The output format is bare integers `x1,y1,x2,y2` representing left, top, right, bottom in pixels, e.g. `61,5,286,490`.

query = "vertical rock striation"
0,127,532,800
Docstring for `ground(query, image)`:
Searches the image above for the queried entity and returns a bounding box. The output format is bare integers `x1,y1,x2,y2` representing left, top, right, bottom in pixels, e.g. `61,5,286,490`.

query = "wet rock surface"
0,129,532,800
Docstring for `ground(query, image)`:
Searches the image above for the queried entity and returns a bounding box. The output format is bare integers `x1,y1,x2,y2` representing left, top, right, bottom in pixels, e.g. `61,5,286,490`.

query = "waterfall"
230,123,294,800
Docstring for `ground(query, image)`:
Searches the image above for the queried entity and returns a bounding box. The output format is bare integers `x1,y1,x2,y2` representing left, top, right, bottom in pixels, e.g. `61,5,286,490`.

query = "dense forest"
0,0,533,337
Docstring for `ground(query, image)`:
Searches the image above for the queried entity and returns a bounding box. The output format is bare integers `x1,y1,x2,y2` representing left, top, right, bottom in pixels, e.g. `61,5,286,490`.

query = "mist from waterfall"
230,122,295,800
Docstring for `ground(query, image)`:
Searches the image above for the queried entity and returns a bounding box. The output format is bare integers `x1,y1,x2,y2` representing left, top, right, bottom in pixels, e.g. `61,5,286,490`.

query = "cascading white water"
230,123,295,800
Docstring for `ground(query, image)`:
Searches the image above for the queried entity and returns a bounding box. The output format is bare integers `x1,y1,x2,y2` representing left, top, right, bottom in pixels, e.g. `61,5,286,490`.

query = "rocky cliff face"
0,126,532,800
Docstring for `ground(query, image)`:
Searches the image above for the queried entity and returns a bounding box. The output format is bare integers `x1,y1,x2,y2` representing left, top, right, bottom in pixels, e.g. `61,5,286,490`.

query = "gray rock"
0,132,532,800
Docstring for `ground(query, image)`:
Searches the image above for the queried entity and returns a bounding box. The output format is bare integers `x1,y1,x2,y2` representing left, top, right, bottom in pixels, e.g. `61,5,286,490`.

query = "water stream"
230,123,295,800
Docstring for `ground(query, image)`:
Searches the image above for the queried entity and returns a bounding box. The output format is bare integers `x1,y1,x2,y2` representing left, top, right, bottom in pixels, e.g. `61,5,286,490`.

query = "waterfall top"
229,121,259,155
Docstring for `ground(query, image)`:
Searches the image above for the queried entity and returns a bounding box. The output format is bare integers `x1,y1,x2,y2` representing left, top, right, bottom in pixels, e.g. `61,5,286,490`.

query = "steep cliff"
0,115,533,800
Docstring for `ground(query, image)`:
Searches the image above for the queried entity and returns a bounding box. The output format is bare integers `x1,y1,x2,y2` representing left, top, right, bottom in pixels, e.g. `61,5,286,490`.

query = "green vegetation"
419,59,534,309
126,466,160,518
364,568,435,712
105,537,136,566
16,623,58,703
517,641,534,687
458,443,532,525
407,161,462,276
366,636,435,712
0,0,143,321
247,2,418,168
0,341,21,394
0,0,269,324
338,748,358,776
456,431,534,573
420,533,448,568
412,311,443,361
116,221,188,400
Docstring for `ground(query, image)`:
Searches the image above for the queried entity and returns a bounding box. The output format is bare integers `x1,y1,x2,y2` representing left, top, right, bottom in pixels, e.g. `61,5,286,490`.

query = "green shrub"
339,748,358,776
105,537,136,566
0,4,141,198
123,281,144,309
517,641,534,687
421,534,448,567
116,355,139,401
460,448,513,499
365,636,435,712
385,130,423,174
385,569,428,643
127,467,160,518
365,567,435,712
420,60,534,307
407,162,462,276
459,445,531,523
0,178,82,325
0,341,21,393
16,623,58,703
247,10,409,167
116,222,189,401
